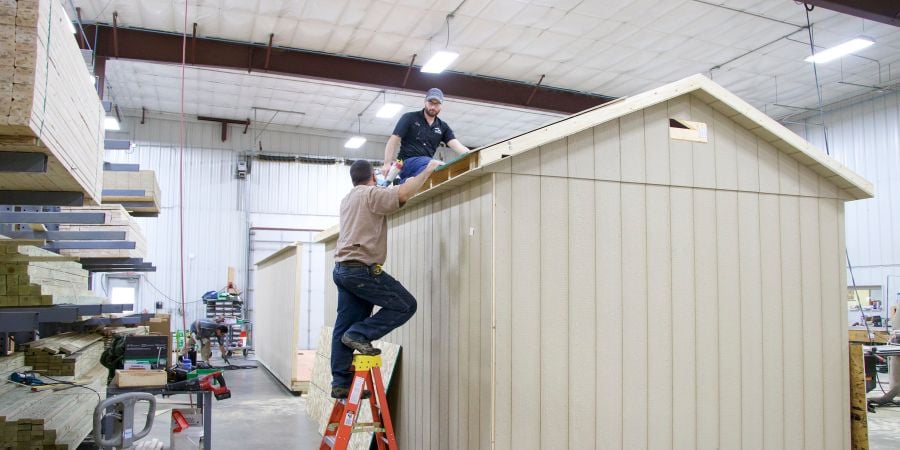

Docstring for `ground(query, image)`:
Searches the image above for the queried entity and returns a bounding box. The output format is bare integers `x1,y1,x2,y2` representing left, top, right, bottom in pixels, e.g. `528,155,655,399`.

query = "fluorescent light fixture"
805,37,874,64
376,103,403,119
104,116,120,131
344,136,366,149
421,51,459,74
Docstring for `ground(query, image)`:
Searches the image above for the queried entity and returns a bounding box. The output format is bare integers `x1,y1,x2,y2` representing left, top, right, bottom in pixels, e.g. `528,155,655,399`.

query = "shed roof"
316,74,873,243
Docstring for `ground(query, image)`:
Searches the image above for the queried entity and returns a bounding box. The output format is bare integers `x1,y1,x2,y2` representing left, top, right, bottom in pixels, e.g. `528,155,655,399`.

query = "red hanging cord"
179,0,188,334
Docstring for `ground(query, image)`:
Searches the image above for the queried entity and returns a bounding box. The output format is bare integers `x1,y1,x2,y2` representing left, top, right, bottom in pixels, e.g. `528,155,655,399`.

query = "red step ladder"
320,354,397,450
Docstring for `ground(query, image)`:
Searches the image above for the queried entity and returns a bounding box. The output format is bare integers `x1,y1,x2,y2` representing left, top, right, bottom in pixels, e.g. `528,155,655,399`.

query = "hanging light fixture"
805,37,874,64
421,16,459,74
344,114,366,149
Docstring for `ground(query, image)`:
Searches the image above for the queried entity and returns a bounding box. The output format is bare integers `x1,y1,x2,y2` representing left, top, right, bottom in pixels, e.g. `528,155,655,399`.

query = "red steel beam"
84,25,614,114
802,0,899,27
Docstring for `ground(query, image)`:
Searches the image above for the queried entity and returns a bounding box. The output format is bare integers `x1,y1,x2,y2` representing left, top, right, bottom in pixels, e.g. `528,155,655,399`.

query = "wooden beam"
849,343,869,450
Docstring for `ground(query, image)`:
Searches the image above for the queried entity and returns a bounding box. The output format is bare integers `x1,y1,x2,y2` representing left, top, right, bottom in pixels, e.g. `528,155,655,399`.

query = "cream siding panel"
448,192,461,450
716,190,742,449
758,140,780,194
779,195,805,450
738,192,764,448
456,188,470,449
479,177,493,450
594,119,621,181
620,112,646,183
646,185,673,450
819,197,845,447
428,197,440,450
511,142,541,175
671,187,697,449
439,194,452,449
492,173,512,450
694,189,719,448
759,194,785,450
736,127,761,192
621,184,649,449
819,175,839,199
799,163,820,197
540,177,569,449
568,179,596,448
799,197,824,450
714,111,739,191
567,128,594,180
644,103,671,186
838,202,851,450
595,180,623,450
668,96,694,187
691,96,717,189
540,138,568,177
509,174,542,448
779,152,801,196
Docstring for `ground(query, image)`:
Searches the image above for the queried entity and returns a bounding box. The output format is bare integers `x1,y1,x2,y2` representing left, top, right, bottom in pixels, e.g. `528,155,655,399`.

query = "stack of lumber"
101,170,161,214
0,0,105,203
58,205,147,258
0,240,105,307
24,333,102,376
99,326,147,350
0,352,107,449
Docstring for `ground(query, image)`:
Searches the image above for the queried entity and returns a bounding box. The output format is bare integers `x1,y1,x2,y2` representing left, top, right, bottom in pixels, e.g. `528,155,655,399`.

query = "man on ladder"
322,159,440,449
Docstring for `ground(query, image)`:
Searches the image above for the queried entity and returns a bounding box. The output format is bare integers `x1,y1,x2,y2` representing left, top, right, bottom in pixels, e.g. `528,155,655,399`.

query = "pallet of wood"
24,332,102,377
101,170,161,214
0,0,105,203
58,205,147,259
0,240,105,307
0,352,107,450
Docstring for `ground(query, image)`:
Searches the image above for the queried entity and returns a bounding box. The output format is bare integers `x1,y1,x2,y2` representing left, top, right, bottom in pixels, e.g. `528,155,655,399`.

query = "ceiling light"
805,37,874,64
344,137,366,149
376,103,403,119
104,116,120,131
421,51,459,74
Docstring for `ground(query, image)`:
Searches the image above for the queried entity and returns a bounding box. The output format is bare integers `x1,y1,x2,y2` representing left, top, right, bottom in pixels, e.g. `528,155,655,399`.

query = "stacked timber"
100,326,147,350
58,205,147,258
24,333,103,376
0,240,105,307
0,0,105,203
101,170,161,214
0,352,107,449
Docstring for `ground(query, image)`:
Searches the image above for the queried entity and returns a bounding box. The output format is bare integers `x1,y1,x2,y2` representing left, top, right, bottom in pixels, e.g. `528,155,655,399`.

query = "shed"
317,74,873,450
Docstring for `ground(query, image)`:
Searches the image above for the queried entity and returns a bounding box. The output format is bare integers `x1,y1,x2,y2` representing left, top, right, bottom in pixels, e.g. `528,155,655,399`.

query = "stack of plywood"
24,333,103,376
0,0,105,203
0,352,107,450
0,240,105,307
101,170,161,214
59,205,147,258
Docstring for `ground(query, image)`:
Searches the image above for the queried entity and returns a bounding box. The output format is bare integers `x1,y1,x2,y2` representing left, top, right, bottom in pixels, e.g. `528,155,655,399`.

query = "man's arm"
383,135,401,169
446,139,470,155
397,159,442,203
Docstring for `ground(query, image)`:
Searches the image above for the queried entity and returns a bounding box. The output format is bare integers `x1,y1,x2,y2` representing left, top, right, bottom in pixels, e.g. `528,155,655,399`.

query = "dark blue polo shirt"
393,110,456,160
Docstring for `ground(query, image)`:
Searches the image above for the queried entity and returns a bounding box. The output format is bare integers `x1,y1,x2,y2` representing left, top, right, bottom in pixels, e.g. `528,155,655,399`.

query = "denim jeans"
331,263,417,388
394,156,432,185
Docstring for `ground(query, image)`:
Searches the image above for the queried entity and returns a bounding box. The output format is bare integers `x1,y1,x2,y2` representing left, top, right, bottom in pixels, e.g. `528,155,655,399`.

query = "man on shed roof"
382,88,470,184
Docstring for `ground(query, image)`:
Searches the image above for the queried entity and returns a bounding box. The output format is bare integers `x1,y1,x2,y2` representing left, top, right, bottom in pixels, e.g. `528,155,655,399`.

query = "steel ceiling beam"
803,1,899,27
83,25,614,114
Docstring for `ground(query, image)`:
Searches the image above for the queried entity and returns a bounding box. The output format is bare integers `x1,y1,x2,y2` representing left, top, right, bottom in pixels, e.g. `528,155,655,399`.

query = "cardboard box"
124,335,169,369
114,369,167,388
148,317,170,335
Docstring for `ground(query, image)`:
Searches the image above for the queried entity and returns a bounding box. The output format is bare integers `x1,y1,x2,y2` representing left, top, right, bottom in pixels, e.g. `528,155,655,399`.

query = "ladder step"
323,436,335,448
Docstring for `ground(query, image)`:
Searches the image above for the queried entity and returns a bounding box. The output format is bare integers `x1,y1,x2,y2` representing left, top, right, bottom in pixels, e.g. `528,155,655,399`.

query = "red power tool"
166,371,231,400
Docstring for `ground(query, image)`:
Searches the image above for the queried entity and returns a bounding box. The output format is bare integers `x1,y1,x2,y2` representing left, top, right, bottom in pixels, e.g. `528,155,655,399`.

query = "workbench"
101,383,213,450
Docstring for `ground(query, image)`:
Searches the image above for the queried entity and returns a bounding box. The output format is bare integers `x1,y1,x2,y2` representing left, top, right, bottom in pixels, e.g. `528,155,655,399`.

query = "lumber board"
0,0,105,203
101,170,161,213
0,242,104,307
849,343,869,450
58,205,147,259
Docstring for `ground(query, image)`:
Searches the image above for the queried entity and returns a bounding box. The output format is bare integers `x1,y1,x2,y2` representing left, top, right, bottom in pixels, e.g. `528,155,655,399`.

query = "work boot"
341,333,382,355
331,386,371,399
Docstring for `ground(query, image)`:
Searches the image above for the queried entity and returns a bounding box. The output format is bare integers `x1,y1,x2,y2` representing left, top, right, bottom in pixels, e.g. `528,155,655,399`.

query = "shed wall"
253,246,302,390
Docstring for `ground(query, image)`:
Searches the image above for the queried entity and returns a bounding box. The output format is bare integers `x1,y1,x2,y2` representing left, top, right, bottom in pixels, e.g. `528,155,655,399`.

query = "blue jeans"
331,263,417,388
394,156,432,185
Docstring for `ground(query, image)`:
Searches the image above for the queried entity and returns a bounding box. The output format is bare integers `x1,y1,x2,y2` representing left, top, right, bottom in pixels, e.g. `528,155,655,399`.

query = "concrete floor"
98,357,324,449
868,371,900,449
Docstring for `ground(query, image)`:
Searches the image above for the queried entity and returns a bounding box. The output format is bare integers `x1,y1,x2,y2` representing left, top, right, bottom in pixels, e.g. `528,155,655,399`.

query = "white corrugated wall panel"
788,91,900,311
101,115,363,329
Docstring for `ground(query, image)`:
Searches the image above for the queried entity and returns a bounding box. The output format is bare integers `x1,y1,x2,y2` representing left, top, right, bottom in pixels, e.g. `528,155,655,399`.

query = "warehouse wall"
787,92,900,322
102,115,380,328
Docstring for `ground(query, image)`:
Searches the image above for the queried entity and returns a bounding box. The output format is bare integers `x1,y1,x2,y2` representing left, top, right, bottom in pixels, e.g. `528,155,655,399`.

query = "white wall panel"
101,115,360,330
789,91,900,317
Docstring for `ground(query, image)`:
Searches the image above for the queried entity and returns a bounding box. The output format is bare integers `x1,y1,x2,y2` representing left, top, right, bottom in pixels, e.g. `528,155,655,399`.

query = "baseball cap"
425,88,444,104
